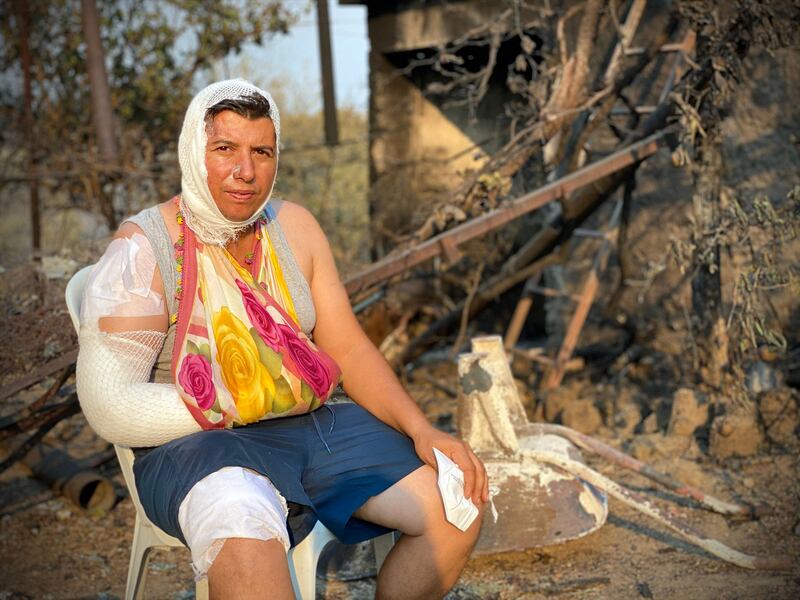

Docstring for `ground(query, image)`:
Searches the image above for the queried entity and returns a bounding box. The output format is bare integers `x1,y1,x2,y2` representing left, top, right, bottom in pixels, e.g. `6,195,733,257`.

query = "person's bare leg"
354,465,484,600
207,538,294,600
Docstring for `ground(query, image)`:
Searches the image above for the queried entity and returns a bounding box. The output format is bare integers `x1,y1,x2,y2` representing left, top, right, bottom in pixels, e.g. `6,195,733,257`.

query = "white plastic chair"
66,265,394,599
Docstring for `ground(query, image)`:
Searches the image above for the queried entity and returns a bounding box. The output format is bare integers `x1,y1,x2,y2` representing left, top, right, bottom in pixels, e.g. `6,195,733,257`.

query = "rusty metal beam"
541,202,623,390
624,40,693,56
503,273,542,351
345,129,669,296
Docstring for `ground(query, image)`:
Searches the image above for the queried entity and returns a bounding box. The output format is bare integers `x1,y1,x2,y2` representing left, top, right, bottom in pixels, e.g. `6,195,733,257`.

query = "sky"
218,1,370,112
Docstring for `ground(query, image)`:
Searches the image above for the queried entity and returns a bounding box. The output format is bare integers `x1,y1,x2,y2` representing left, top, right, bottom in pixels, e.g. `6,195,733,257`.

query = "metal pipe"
526,447,791,570
23,444,116,513
529,423,767,518
344,130,669,295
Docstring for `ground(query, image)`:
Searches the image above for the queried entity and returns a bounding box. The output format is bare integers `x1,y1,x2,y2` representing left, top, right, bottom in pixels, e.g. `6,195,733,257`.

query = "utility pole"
316,0,339,146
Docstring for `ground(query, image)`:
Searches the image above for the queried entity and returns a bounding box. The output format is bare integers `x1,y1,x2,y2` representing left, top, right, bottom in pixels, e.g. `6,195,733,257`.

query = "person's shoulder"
114,199,175,241
114,220,145,240
270,199,323,234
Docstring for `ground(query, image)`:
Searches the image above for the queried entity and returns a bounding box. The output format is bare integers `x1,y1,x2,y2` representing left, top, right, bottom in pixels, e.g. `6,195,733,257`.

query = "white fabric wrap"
178,467,290,581
178,78,281,246
76,234,201,447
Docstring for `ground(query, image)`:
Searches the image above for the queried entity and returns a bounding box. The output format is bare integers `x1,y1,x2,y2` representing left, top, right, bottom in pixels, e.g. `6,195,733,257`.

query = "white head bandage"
178,78,281,246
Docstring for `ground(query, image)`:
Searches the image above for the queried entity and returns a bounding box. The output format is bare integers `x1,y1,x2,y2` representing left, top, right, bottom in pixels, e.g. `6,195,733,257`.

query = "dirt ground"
0,264,798,599
1,448,799,600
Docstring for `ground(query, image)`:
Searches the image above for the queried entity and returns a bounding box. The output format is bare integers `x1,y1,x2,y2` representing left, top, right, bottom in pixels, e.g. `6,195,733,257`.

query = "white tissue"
433,447,480,532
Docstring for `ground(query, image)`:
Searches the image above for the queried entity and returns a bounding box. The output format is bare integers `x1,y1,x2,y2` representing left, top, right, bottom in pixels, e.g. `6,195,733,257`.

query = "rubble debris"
458,335,788,570
560,400,603,434
709,413,763,459
758,389,799,446
668,388,709,437
627,433,700,463
640,412,660,434
36,255,79,280
540,380,584,422
457,336,608,552
614,402,642,437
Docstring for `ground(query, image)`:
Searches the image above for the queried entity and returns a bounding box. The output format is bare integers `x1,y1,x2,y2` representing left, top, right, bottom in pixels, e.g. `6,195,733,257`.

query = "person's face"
204,110,277,222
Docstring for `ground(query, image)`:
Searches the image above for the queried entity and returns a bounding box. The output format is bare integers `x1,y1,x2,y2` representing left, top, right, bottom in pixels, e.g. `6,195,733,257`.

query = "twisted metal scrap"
523,424,791,570
529,423,766,518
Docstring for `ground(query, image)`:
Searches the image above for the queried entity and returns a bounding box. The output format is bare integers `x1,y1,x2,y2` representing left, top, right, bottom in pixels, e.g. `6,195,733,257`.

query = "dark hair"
204,93,271,124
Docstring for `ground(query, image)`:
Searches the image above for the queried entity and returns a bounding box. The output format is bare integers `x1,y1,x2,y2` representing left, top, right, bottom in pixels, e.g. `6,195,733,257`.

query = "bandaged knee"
178,467,290,580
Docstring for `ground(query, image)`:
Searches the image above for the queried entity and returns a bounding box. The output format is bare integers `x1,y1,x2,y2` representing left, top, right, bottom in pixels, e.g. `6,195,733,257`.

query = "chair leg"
125,519,153,600
373,531,396,571
288,523,336,600
195,576,209,600
289,539,315,600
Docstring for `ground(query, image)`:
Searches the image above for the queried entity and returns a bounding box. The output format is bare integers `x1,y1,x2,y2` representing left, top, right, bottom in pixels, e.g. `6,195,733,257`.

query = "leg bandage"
178,467,291,580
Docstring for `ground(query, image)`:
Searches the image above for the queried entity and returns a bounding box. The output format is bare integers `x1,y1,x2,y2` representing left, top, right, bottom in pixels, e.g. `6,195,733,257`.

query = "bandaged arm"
76,231,201,447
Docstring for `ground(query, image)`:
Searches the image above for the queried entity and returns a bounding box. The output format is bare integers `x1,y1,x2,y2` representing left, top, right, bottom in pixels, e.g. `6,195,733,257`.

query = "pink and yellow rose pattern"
177,351,216,410
173,211,341,429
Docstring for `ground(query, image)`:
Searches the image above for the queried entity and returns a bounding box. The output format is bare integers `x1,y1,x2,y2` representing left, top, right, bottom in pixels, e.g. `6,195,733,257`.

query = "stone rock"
542,383,581,422
514,379,534,418
37,255,79,280
668,388,709,437
653,457,709,491
640,412,659,434
560,400,603,434
709,414,763,459
44,207,110,252
627,433,700,463
758,389,799,445
627,435,664,462
614,403,642,436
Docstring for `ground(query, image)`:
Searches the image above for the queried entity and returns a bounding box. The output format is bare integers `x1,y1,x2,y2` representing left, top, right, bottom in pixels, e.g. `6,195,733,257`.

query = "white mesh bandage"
178,78,281,246
178,467,290,581
76,234,201,447
77,328,201,447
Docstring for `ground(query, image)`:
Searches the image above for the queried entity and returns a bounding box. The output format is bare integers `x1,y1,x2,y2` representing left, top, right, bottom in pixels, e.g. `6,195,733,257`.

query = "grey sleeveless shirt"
126,203,317,383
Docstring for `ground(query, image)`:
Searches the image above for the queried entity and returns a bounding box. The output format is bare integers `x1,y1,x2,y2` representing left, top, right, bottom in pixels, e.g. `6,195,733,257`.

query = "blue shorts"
133,402,424,547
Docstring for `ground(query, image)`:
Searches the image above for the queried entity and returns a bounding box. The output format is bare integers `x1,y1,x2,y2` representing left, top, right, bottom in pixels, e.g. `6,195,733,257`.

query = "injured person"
76,78,487,599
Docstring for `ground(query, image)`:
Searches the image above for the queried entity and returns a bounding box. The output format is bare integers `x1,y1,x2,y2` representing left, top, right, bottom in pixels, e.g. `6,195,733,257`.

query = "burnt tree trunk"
11,0,40,255
80,0,118,229
677,0,800,390
690,132,728,388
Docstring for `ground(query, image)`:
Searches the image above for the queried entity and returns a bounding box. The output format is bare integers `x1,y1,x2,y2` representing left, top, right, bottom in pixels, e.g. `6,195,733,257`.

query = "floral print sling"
171,199,341,428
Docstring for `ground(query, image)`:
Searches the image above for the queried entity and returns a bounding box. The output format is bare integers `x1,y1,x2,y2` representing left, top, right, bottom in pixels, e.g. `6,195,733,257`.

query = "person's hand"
410,423,488,506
